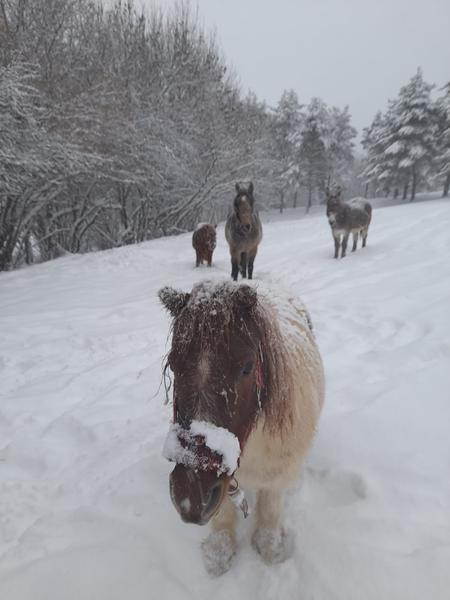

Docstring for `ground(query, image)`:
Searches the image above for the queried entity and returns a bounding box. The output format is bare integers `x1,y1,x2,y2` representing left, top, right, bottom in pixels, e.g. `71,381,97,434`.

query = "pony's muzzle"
169,464,229,525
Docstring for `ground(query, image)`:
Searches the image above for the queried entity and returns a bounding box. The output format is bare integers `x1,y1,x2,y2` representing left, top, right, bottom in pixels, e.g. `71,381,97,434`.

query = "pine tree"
272,89,303,211
435,82,450,197
385,69,437,200
362,109,402,198
326,105,357,189
298,104,328,212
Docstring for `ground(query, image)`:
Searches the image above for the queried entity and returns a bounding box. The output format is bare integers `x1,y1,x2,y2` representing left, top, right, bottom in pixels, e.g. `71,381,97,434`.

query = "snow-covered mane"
160,280,293,436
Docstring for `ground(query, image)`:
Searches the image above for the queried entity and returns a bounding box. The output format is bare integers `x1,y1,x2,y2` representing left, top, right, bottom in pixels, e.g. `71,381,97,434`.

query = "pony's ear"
158,287,190,317
235,182,241,194
336,185,342,198
235,285,257,311
214,224,217,229
248,181,254,195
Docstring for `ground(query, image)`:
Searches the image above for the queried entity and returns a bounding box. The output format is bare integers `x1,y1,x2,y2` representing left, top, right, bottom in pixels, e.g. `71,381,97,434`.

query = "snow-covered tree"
298,101,328,212
435,82,450,197
326,105,357,188
361,109,403,197
362,69,438,201
271,89,304,211
385,69,437,200
0,0,277,270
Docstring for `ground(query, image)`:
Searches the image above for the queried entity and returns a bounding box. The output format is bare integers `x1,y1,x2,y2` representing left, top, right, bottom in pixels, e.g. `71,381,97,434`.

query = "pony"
192,223,217,267
225,182,263,281
326,187,372,258
159,280,325,576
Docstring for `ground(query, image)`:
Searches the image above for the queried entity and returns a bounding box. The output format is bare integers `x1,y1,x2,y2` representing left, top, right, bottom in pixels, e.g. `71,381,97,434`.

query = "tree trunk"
410,166,417,201
364,182,369,198
443,173,450,197
293,189,298,209
402,181,409,200
306,186,312,214
279,190,284,213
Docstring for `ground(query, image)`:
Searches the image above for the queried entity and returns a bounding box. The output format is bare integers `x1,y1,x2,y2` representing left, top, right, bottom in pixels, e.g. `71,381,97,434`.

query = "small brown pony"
192,223,217,267
225,182,263,281
159,280,324,576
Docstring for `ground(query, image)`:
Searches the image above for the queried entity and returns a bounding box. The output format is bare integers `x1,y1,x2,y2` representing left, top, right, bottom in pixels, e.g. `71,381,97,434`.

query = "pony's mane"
170,281,293,435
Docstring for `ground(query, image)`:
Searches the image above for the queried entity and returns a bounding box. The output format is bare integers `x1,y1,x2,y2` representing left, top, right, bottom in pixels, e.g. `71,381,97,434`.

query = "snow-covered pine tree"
271,89,304,211
298,99,328,212
362,109,401,198
384,69,437,200
326,105,357,189
435,82,450,197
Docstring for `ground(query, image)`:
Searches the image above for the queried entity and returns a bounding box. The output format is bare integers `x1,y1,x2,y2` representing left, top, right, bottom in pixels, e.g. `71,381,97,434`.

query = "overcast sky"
142,0,450,136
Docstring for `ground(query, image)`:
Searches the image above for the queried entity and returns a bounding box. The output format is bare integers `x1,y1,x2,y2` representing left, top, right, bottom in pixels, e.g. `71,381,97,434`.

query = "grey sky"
143,0,450,138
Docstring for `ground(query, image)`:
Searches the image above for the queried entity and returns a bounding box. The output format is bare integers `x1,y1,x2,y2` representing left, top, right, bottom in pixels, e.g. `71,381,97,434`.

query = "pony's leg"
195,251,200,267
231,255,240,280
333,232,340,259
240,252,248,278
248,248,258,279
341,232,350,258
207,250,213,267
362,227,368,247
252,489,291,564
352,231,359,252
201,496,237,576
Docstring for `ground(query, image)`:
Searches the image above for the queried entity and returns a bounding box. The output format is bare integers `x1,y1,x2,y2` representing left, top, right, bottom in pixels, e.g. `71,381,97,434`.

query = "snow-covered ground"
1,198,450,600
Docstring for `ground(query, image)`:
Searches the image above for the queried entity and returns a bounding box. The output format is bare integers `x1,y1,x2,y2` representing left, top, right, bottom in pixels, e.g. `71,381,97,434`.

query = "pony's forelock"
169,281,293,436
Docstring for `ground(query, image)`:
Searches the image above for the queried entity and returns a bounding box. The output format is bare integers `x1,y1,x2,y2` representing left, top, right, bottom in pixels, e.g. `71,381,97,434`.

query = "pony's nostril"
244,224,251,232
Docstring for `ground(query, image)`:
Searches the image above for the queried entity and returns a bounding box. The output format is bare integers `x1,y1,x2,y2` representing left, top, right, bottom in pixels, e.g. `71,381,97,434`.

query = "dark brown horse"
192,223,216,267
326,187,372,258
159,280,324,576
225,182,263,281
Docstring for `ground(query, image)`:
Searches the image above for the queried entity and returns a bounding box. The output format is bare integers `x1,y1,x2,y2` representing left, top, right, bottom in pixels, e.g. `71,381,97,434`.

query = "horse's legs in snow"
252,489,290,564
333,232,341,259
201,496,237,576
362,227,369,247
240,252,248,278
247,247,258,279
230,252,240,281
341,231,350,258
207,250,213,267
352,231,359,252
195,250,201,267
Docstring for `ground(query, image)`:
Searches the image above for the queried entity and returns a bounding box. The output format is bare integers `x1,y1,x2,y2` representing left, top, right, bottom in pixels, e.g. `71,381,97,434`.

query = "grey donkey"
326,187,372,259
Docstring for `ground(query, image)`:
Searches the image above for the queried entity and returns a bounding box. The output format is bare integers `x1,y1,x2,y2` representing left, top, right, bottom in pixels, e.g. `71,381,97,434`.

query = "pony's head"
159,281,290,525
234,182,255,231
326,185,342,225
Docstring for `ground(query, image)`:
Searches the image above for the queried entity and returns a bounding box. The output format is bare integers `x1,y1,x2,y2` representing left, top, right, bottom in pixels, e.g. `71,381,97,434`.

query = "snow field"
1,198,450,599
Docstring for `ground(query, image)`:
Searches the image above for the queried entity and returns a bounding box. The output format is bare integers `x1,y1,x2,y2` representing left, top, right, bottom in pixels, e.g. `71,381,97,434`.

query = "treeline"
362,69,450,200
271,91,358,212
0,0,361,271
0,0,279,270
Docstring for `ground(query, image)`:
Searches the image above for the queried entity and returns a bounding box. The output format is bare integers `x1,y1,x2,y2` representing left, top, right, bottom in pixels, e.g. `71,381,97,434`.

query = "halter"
163,348,265,518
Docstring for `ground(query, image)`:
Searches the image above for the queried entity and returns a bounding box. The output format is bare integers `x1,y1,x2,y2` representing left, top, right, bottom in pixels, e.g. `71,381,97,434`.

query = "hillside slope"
1,199,450,600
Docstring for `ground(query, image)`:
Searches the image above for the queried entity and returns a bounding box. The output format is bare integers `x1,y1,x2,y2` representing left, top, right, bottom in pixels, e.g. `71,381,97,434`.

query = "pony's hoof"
201,531,235,577
252,528,293,565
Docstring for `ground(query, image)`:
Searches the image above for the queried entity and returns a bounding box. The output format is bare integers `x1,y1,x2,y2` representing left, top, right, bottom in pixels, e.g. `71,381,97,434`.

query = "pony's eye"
241,362,253,376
